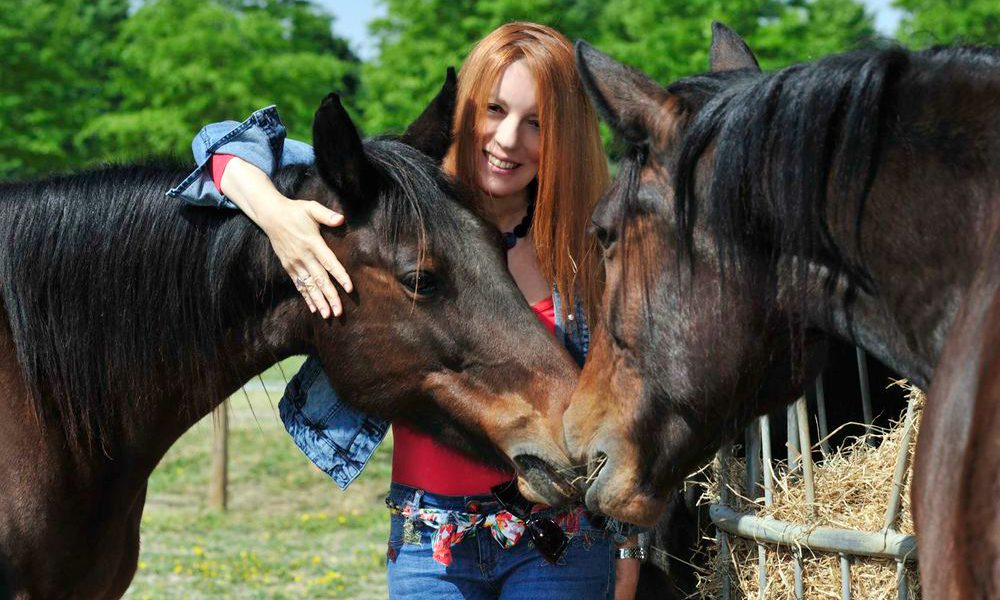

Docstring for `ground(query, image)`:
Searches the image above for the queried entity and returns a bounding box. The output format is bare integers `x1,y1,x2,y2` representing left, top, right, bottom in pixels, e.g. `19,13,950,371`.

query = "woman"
169,22,640,600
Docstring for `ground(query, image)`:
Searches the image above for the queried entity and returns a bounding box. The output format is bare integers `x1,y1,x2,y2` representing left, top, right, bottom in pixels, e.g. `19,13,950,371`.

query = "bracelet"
615,546,647,561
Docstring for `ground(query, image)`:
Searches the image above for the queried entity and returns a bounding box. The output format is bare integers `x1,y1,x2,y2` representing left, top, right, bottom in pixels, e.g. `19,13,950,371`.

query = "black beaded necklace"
501,199,536,250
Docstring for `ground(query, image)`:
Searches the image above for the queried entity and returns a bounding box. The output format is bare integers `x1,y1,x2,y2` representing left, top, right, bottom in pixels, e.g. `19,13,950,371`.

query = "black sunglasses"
491,479,568,564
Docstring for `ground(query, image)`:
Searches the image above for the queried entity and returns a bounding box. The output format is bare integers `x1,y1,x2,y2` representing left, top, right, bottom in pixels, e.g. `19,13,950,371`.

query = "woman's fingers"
292,270,318,314
312,242,353,294
307,201,345,228
270,200,352,319
296,265,339,319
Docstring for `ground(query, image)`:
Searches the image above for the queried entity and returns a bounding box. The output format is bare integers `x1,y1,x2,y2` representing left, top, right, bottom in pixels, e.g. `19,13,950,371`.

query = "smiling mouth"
484,150,520,171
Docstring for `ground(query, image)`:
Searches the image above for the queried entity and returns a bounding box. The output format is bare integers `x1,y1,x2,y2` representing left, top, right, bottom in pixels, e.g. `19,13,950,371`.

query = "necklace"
501,200,536,250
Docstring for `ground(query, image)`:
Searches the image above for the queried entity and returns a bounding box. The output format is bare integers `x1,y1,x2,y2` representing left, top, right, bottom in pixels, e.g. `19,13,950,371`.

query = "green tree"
0,0,129,179
894,0,999,46
360,0,606,134
76,0,360,165
596,0,878,87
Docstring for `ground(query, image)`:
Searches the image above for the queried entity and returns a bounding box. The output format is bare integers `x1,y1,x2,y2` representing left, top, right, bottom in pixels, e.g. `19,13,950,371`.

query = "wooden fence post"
208,400,228,510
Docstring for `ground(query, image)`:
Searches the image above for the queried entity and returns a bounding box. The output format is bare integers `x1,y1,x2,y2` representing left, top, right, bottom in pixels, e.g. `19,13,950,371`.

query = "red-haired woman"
170,21,640,600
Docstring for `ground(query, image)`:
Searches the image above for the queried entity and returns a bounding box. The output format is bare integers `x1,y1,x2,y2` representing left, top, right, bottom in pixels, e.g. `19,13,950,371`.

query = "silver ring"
295,274,313,289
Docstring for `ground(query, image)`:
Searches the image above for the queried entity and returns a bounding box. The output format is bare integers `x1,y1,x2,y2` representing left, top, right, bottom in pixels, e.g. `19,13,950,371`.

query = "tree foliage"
76,0,360,166
0,0,129,178
360,0,606,134
596,0,877,86
1,0,993,182
894,0,999,46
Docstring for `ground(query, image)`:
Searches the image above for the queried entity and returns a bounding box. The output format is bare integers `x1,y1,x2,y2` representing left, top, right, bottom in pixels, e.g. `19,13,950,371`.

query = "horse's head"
564,25,825,525
299,73,580,505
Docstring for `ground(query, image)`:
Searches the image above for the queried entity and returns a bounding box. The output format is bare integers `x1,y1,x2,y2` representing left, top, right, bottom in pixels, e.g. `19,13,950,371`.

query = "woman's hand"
220,157,353,318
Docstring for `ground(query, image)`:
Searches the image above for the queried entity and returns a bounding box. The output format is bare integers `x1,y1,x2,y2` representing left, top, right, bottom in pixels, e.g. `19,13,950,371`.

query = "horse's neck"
113,255,311,487
815,159,999,389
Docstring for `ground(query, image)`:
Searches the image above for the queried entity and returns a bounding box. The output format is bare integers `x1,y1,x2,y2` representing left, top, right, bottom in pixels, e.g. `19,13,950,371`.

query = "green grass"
125,359,393,599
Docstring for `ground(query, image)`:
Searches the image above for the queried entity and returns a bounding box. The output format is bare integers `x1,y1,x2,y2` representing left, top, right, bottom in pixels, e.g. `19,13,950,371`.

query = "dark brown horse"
564,24,1000,597
0,76,579,599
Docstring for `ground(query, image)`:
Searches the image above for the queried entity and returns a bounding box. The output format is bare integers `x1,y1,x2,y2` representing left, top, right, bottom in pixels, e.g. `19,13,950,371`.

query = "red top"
212,155,561,496
391,297,557,495
211,154,236,192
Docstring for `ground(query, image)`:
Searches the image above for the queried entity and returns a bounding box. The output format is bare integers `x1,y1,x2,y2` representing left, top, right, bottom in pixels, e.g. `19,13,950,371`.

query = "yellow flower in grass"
138,561,147,571
311,555,322,565
336,515,347,525
313,570,343,585
173,564,183,574
192,545,204,556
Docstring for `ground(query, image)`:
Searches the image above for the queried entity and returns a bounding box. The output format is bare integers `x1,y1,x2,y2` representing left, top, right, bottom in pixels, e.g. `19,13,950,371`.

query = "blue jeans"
385,483,614,600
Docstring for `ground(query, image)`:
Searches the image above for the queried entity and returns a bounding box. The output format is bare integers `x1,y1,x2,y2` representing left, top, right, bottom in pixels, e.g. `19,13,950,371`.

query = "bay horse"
564,24,1000,597
0,75,579,599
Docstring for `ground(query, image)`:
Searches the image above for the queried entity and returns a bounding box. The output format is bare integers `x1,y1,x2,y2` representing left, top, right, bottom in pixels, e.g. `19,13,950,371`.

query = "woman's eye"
401,271,438,297
487,103,503,114
527,119,540,129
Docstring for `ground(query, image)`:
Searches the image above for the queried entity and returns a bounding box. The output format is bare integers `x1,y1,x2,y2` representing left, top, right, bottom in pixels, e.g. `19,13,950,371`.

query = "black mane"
0,139,463,451
672,45,1000,303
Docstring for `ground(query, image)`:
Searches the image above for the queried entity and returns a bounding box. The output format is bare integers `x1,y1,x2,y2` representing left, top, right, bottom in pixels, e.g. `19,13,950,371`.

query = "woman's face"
476,60,541,200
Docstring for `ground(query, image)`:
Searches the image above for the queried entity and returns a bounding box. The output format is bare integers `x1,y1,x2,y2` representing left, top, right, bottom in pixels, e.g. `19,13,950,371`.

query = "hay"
695,382,924,599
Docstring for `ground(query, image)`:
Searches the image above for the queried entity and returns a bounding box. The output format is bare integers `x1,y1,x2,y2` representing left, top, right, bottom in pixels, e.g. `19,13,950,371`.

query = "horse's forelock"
364,139,474,262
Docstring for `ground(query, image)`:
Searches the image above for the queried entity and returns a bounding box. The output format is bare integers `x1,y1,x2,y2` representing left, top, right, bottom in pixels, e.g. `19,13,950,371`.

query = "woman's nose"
493,116,519,151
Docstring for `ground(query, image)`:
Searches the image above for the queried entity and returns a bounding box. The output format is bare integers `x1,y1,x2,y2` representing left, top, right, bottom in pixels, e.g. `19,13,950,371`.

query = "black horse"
565,24,1000,598
0,75,580,598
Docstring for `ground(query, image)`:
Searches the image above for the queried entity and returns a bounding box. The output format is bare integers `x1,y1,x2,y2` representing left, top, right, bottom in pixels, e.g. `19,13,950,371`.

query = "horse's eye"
400,271,438,298
589,220,617,251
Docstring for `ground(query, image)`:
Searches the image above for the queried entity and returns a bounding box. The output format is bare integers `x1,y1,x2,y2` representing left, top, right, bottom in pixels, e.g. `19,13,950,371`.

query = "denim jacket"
168,107,591,490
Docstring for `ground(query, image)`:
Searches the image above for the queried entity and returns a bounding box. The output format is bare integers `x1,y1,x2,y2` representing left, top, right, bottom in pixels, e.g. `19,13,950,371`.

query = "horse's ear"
575,40,675,147
312,93,378,218
400,67,457,163
710,22,760,73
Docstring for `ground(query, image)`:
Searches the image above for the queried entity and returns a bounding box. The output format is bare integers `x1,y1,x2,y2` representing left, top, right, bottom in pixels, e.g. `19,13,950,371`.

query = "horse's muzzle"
513,454,580,506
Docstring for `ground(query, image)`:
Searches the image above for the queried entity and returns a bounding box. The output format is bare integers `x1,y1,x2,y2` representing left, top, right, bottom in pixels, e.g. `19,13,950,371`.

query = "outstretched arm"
216,155,352,318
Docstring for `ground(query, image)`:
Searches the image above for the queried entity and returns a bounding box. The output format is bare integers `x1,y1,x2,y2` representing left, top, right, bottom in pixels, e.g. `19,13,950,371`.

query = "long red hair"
444,22,608,322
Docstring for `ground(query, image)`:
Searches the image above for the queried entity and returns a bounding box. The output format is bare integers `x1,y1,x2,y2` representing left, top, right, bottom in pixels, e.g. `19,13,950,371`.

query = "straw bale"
694,382,924,599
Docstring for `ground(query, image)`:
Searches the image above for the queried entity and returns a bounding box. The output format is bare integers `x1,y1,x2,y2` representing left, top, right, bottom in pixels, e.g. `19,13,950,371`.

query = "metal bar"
760,416,774,507
840,553,852,600
884,396,917,531
815,374,832,456
795,397,816,517
746,423,762,497
896,559,908,600
718,447,732,600
757,543,767,600
794,549,804,600
787,403,800,472
756,416,770,600
710,504,919,560
856,348,875,436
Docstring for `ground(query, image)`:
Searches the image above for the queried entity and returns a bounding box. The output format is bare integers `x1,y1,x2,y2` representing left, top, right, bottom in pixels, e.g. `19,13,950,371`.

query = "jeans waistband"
386,482,505,515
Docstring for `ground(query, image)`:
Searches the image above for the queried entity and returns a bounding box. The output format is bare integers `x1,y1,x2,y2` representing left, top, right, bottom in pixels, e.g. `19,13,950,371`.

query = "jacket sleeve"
279,356,391,490
166,105,315,209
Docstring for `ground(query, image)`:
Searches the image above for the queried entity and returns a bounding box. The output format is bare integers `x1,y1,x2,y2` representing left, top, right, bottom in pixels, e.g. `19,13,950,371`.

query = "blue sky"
321,0,905,61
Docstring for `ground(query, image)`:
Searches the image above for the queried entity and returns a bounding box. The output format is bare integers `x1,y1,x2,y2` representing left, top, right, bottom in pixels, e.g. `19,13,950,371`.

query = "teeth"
487,153,518,170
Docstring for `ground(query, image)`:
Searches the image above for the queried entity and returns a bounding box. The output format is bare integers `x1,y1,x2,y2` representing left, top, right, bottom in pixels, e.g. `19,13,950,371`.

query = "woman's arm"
614,535,641,600
218,156,352,318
